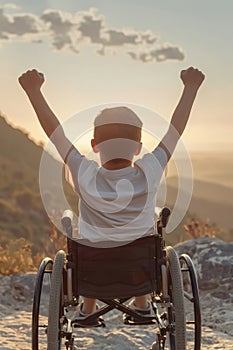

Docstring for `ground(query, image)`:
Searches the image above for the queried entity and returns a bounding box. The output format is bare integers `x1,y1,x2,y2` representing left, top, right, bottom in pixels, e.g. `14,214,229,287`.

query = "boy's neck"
102,159,132,170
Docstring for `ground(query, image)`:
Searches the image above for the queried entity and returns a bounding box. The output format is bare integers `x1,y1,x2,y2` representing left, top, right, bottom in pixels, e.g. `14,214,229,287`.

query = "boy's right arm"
158,67,205,161
18,69,73,162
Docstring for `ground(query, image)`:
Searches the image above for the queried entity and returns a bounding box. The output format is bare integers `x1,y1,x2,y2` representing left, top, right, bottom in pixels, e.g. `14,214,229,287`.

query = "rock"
12,273,36,301
0,273,37,311
175,237,233,293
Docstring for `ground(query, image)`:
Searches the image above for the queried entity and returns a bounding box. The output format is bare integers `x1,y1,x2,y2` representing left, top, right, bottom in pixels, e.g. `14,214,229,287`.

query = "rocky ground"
0,237,232,349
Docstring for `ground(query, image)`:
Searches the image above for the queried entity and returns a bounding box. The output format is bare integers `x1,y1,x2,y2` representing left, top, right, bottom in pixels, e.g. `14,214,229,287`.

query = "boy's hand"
18,69,44,94
180,67,205,89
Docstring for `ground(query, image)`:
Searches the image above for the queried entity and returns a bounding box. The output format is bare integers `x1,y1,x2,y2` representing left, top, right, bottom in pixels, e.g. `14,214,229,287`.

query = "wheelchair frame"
32,208,201,350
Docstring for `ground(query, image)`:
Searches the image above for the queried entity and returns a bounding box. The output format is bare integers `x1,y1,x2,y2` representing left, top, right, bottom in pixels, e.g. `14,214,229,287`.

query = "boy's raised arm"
18,69,73,162
158,67,205,160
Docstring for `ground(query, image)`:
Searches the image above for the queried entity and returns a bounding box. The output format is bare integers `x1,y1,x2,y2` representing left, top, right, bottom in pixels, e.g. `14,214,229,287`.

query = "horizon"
2,111,233,156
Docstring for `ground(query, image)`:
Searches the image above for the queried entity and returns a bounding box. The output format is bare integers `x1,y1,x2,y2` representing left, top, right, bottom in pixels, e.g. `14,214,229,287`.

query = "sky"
0,0,233,153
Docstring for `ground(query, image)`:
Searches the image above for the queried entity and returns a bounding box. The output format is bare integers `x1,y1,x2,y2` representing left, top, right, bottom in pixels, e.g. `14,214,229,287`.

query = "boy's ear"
91,139,99,153
134,142,142,156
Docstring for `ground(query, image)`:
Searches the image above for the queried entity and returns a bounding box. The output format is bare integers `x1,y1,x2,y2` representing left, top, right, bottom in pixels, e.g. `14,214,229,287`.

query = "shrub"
0,237,35,275
183,218,223,239
32,223,67,268
0,198,21,221
13,188,41,211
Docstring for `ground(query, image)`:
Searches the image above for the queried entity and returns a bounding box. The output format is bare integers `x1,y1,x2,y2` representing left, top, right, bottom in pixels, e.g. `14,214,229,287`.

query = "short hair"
94,107,142,144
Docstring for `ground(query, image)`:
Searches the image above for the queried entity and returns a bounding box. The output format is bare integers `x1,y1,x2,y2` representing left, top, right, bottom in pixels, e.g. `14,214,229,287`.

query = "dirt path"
0,306,232,350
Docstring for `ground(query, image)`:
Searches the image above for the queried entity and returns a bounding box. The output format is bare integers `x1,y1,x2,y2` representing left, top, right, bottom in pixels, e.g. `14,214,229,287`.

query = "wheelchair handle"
61,210,73,233
159,207,171,228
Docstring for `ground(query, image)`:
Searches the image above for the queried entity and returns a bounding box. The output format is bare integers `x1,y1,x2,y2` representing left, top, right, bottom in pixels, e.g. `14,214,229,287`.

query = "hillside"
0,114,76,256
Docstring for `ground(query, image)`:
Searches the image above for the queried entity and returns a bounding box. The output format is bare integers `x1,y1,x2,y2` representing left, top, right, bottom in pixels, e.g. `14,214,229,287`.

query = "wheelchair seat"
69,235,157,299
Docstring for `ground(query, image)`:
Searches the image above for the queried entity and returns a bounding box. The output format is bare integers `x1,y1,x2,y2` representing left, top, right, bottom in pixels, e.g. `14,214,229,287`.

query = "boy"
18,66,205,318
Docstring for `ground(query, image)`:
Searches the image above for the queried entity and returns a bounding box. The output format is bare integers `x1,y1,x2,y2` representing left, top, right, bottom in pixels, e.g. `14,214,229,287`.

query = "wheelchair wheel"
179,254,201,350
166,246,186,350
47,250,66,350
32,257,53,350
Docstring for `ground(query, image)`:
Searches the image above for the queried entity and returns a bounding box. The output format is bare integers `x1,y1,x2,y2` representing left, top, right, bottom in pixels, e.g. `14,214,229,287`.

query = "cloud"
96,46,105,56
41,10,74,34
128,51,152,63
140,31,158,44
128,44,185,63
77,9,105,44
2,3,20,10
0,8,41,36
104,29,140,46
0,5,185,63
151,45,185,62
41,10,76,51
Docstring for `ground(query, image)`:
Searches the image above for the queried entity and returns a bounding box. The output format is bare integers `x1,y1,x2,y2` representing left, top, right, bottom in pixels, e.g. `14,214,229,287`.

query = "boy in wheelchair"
19,67,204,326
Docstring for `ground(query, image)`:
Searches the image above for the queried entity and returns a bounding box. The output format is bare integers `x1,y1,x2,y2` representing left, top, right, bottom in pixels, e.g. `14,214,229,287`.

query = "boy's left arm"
18,69,73,162
158,67,205,161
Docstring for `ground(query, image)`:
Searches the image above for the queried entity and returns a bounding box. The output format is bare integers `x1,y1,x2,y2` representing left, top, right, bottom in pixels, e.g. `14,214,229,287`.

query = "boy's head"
91,107,143,166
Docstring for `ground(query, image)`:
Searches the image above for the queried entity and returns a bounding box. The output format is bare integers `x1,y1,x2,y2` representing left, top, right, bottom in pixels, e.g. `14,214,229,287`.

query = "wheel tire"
179,254,201,350
166,246,186,350
32,257,53,350
47,250,66,350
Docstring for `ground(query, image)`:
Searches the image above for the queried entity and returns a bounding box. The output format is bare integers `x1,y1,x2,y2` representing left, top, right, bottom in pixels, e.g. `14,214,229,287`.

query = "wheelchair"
32,208,201,350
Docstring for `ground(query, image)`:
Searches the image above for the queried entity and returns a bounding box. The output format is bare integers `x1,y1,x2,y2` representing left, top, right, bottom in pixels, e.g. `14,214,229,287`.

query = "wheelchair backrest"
68,235,158,299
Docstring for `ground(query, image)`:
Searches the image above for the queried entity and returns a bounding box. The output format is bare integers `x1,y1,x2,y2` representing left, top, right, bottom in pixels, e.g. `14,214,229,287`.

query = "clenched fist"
18,69,45,93
180,67,205,89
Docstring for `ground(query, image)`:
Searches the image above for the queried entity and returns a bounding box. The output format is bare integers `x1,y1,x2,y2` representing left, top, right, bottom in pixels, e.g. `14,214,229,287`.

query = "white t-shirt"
66,147,167,242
